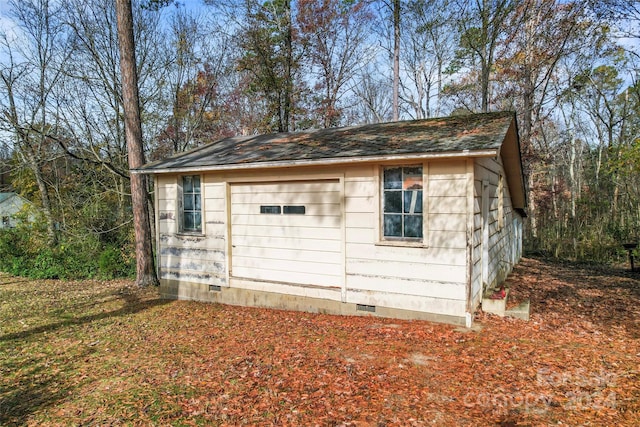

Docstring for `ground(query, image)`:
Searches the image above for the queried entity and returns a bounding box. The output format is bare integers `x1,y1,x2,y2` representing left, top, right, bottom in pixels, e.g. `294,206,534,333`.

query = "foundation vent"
209,285,221,292
356,304,376,313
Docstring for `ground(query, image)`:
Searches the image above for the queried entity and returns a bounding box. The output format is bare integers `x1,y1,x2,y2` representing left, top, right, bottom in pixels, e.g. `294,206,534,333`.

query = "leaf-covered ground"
0,257,638,426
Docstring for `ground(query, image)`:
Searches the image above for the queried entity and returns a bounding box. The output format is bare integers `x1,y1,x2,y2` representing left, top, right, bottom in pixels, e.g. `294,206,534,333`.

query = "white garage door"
230,180,343,287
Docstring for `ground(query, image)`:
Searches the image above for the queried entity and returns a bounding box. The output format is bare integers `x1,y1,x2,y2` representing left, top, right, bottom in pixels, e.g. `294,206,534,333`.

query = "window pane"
184,212,202,231
184,212,194,230
192,175,201,192
194,194,201,210
193,212,201,230
384,167,402,189
404,215,423,238
403,190,422,214
183,176,193,193
384,190,402,213
184,194,194,210
403,166,423,190
383,214,402,237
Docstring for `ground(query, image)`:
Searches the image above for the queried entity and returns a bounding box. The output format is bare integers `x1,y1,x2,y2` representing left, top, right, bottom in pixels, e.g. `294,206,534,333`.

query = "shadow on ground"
507,257,640,337
0,287,171,426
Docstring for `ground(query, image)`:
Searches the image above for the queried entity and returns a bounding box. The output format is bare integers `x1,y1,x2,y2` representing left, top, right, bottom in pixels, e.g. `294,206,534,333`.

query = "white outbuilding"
136,111,526,326
0,192,33,229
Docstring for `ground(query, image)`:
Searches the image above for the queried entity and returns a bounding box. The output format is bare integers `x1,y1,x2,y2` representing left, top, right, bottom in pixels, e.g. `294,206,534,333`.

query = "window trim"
378,163,427,246
498,173,504,230
178,174,203,235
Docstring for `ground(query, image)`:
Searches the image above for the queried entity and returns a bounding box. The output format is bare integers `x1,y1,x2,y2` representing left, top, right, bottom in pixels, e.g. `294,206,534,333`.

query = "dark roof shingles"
141,111,514,171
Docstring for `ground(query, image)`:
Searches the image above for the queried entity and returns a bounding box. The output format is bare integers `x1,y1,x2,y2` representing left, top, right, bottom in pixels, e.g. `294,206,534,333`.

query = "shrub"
0,227,135,280
98,246,132,279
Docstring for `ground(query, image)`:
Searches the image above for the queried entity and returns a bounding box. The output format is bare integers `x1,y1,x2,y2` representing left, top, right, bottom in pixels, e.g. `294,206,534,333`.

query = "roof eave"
132,148,499,175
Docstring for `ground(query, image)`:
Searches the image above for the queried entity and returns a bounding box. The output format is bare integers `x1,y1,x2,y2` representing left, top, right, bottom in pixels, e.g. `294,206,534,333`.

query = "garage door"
230,180,343,287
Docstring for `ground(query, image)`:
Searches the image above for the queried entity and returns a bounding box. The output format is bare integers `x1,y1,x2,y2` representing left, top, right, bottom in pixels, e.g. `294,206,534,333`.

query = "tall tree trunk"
115,0,158,287
480,0,490,113
569,136,577,219
528,172,538,239
284,0,293,132
28,155,57,246
392,0,400,121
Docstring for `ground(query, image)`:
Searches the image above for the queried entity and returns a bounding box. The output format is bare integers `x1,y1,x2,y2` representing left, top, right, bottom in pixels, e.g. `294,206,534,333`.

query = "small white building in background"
0,192,33,229
136,111,527,326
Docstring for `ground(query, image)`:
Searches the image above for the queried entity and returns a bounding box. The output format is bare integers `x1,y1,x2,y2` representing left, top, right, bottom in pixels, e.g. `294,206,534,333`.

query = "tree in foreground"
115,0,158,287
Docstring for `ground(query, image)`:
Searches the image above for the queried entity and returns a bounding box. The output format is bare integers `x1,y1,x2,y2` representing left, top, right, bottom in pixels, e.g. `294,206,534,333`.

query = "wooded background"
0,0,638,278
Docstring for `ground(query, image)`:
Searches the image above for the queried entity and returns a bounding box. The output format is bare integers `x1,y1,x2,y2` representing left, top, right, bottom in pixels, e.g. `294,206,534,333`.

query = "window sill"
176,231,205,238
375,240,428,249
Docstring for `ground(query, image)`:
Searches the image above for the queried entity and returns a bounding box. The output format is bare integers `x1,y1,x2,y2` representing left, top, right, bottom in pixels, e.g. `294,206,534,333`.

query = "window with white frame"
180,175,202,233
382,165,423,240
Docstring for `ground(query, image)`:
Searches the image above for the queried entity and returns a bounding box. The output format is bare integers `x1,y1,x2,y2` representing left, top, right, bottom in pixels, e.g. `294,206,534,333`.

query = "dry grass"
0,258,638,426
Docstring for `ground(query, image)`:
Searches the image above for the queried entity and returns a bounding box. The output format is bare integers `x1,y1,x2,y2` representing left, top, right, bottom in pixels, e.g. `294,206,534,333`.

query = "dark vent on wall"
209,285,221,292
260,205,281,214
356,304,376,313
283,205,306,215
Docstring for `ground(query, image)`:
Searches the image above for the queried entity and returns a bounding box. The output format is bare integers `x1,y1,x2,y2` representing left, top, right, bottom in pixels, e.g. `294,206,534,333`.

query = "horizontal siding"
231,224,341,240
429,178,466,197
347,258,466,284
232,203,341,217
341,160,469,318
346,275,466,300
430,196,466,214
472,156,520,305
230,277,342,299
345,243,466,266
230,180,343,288
155,160,479,321
233,234,342,252
233,256,341,279
430,213,466,231
346,212,375,228
156,176,227,285
430,160,467,177
231,180,338,193
231,191,340,205
430,230,467,249
232,267,340,288
346,290,467,318
234,245,342,264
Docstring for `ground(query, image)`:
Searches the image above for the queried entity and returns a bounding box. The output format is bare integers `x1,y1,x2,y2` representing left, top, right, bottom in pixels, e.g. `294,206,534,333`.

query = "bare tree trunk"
569,136,578,219
284,0,293,132
28,155,57,245
115,0,158,287
392,0,400,121
0,73,58,246
528,172,538,239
